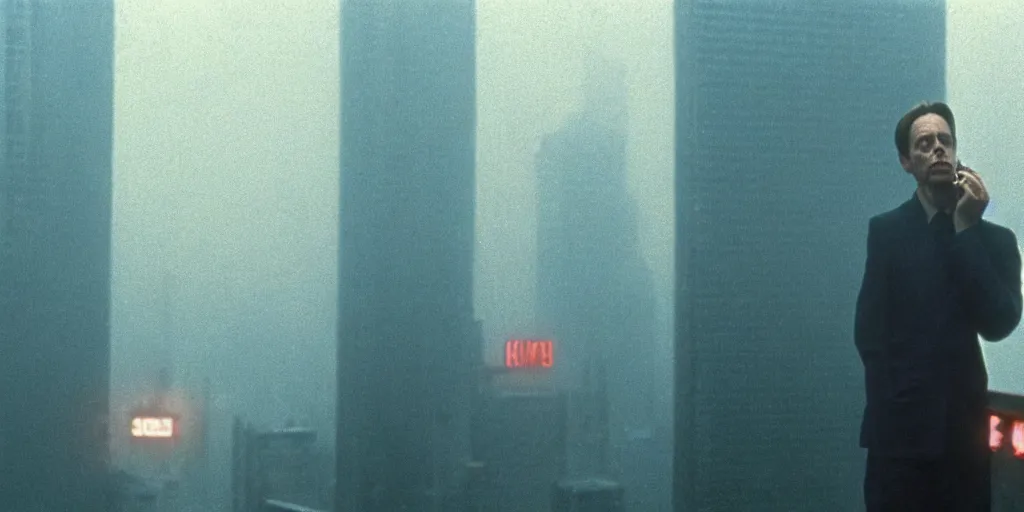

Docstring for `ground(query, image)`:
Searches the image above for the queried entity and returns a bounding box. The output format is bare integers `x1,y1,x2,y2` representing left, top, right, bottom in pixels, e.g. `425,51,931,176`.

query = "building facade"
536,59,668,510
0,0,115,510
337,1,478,511
673,1,946,510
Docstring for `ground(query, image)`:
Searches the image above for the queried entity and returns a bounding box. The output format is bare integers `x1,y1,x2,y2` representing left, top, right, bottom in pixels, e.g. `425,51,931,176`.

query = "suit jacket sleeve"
950,224,1023,341
855,217,888,364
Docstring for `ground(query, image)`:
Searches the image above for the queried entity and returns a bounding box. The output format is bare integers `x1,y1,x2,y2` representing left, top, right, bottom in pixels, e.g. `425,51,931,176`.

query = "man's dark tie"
932,211,956,258
931,212,959,289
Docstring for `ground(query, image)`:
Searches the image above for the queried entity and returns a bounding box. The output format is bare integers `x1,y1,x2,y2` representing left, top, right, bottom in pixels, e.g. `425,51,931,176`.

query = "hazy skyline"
475,0,674,363
108,0,1024,446
109,0,675,432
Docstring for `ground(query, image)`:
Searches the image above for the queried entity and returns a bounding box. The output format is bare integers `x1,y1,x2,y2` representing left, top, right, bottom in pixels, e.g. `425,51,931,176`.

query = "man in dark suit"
855,101,1023,511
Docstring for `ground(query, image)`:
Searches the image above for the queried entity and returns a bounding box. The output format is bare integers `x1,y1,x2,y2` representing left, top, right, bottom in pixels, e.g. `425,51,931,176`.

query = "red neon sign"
505,339,554,369
131,416,175,439
1013,421,1024,459
991,415,1004,451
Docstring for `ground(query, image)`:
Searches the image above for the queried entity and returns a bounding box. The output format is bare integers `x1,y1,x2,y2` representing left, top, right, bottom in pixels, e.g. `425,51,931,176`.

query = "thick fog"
949,0,1024,391
3,0,1023,510
108,0,1024,432
474,0,674,363
109,0,675,457
110,0,340,444
107,0,1023,501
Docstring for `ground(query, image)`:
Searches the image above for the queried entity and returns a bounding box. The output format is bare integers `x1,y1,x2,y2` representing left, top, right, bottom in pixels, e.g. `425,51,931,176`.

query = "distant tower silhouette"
536,53,664,509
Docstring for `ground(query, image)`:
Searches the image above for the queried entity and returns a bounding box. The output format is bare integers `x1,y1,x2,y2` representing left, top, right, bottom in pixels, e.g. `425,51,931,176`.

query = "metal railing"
989,391,1024,511
233,418,331,512
262,498,326,512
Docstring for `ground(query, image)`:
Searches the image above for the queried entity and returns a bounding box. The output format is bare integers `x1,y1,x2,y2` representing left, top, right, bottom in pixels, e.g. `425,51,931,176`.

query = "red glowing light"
991,415,1004,452
131,416,175,439
1013,421,1024,459
505,339,554,369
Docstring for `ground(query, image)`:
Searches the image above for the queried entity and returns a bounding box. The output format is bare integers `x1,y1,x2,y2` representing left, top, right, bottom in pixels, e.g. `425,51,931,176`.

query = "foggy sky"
949,0,1024,391
110,0,340,435
109,0,1024,451
474,0,674,363
109,0,675,439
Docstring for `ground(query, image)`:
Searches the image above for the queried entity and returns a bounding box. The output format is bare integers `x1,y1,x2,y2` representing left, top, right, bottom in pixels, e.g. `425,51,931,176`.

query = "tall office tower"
536,58,666,510
337,1,478,511
673,1,945,510
0,1,115,510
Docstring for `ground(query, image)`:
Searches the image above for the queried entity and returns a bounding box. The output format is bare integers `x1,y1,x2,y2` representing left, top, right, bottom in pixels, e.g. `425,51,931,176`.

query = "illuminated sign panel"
1014,421,1024,458
988,413,1024,460
131,416,175,439
991,415,1004,451
505,339,553,369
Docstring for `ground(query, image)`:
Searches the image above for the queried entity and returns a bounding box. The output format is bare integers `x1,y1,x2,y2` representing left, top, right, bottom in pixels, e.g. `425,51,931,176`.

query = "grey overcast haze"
9,0,1024,510
107,0,1024,462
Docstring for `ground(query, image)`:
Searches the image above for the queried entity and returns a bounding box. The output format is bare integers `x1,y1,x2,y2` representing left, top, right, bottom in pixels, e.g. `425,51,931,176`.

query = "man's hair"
894,101,956,159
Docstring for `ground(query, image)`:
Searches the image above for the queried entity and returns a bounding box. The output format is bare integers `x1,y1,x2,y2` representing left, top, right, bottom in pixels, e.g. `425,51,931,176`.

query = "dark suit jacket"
855,193,1022,458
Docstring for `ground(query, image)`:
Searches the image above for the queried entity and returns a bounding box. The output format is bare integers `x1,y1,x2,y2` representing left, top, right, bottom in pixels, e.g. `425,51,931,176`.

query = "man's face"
901,113,957,188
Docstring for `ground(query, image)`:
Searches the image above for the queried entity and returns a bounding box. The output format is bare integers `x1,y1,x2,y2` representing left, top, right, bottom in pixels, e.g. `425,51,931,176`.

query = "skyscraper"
337,1,478,511
673,1,945,510
536,57,667,511
0,1,115,510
